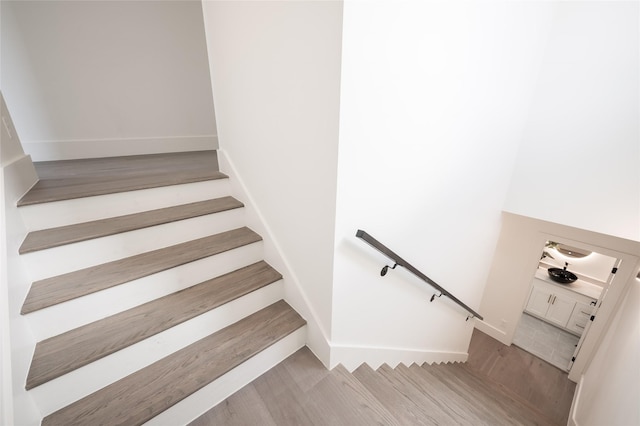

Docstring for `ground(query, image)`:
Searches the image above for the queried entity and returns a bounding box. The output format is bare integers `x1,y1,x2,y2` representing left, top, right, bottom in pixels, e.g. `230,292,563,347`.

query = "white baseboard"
474,320,510,346
330,342,468,372
23,135,218,161
567,374,584,426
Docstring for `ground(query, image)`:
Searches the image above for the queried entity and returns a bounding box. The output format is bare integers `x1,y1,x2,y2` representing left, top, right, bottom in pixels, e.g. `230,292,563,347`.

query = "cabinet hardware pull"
552,295,556,304
580,311,589,315
547,295,552,303
576,324,585,329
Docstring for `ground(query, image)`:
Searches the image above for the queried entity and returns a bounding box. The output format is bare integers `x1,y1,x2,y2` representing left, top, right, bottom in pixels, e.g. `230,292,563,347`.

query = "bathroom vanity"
524,269,602,337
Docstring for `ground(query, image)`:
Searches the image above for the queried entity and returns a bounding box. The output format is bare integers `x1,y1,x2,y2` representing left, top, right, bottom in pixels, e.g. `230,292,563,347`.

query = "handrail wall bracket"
380,263,398,276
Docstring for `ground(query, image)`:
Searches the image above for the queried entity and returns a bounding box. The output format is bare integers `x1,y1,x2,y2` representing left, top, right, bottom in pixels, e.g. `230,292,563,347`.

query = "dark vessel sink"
548,268,578,284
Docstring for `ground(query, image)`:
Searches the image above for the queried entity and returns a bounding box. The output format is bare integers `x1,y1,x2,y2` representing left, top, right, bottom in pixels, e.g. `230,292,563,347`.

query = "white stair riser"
26,242,264,341
146,326,307,426
19,179,231,231
23,209,246,281
30,282,284,416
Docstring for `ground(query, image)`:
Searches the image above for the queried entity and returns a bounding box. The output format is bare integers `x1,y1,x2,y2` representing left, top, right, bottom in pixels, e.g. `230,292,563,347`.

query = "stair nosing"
26,261,282,390
19,196,244,254
41,300,306,426
21,227,262,314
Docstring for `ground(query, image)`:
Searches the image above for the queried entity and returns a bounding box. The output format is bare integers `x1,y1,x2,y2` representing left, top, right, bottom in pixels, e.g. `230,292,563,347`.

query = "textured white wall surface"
2,0,217,160
574,278,640,426
1,92,40,426
201,0,343,362
504,2,639,242
332,1,555,362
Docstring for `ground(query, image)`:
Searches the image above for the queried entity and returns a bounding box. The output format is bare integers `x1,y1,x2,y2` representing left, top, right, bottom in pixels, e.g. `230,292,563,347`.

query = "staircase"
16,151,307,425
194,346,561,426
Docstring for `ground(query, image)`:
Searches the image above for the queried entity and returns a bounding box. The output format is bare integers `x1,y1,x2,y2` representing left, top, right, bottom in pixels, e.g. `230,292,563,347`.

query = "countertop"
534,268,603,300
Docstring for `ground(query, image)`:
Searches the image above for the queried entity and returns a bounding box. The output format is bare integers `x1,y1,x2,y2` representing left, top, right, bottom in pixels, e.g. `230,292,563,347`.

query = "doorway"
513,239,618,372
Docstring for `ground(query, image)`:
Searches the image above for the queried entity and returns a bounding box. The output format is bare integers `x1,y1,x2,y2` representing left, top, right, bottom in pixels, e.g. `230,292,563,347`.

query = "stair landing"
18,150,226,206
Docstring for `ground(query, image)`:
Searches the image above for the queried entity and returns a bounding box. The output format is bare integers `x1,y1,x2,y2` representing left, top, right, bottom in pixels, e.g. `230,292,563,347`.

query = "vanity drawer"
566,302,594,335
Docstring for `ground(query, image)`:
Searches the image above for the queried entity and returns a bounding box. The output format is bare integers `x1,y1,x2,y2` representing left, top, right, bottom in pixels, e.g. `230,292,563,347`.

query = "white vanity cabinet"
525,278,596,336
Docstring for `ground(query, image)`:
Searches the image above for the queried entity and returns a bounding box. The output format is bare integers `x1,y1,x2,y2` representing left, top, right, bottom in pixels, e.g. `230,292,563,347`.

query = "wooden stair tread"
31,151,220,180
26,261,281,390
302,365,399,425
18,151,226,206
21,227,262,314
378,364,467,425
19,196,244,254
41,300,306,426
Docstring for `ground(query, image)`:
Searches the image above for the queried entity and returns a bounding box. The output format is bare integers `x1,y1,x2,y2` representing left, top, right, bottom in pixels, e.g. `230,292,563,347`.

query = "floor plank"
22,227,261,314
301,365,399,426
20,197,244,254
189,384,278,426
26,261,281,389
352,364,426,425
32,151,219,180
395,363,479,425
18,151,224,206
42,300,305,426
250,357,318,425
375,363,458,425
465,328,576,426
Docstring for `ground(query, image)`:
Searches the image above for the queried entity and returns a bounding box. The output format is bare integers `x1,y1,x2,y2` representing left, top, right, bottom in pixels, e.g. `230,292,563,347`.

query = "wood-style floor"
18,151,226,206
191,329,576,426
466,329,576,425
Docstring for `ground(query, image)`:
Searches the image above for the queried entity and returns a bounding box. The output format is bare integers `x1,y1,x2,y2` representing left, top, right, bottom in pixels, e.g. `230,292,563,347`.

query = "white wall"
2,0,217,160
331,1,555,367
504,1,640,243
1,92,40,425
201,0,638,373
572,277,640,426
201,1,343,364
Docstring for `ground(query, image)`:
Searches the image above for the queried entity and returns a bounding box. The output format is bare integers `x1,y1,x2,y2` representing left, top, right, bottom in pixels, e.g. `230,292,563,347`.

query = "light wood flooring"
466,329,576,425
18,150,225,206
191,329,576,426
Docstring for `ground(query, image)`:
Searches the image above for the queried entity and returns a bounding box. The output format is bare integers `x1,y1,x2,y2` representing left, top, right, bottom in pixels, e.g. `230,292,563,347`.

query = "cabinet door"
545,293,575,327
525,286,552,318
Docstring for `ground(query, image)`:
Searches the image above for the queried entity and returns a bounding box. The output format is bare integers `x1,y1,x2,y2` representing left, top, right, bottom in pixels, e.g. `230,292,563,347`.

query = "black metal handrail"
355,229,483,321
